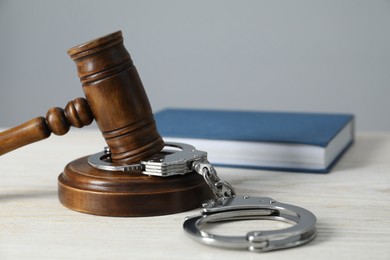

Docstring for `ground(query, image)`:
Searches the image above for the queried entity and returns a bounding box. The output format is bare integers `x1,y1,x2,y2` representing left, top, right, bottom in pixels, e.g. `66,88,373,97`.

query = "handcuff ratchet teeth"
88,142,317,252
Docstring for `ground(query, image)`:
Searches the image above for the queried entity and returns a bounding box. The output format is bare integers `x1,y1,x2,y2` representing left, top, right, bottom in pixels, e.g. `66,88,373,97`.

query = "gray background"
0,0,389,131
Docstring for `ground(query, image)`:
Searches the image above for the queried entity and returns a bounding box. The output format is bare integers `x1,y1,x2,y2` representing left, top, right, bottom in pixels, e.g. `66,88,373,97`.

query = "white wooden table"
0,130,389,259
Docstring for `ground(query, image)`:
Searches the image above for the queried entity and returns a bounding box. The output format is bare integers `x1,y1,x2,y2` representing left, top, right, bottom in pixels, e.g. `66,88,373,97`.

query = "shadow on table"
332,135,388,172
0,190,58,202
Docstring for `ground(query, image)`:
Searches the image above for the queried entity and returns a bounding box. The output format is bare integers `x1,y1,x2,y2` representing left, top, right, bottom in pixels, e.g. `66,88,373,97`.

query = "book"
154,108,354,173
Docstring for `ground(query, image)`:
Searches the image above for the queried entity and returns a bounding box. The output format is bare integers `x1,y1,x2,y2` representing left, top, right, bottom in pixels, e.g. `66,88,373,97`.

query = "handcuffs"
88,142,317,252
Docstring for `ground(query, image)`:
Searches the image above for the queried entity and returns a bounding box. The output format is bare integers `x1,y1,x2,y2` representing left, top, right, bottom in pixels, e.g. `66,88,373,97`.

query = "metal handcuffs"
88,142,207,176
88,142,317,252
183,196,317,252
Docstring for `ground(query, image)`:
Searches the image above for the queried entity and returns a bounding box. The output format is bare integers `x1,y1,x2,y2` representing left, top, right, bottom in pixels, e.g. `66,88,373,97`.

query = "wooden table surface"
0,129,389,259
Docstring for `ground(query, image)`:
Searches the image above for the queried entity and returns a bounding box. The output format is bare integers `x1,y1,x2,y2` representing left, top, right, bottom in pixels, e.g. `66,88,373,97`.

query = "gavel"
0,31,164,164
0,31,211,216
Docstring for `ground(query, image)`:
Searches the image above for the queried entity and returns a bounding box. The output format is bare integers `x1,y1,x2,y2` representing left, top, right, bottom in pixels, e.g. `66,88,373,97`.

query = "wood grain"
62,31,213,216
0,97,93,155
0,31,210,217
68,31,164,164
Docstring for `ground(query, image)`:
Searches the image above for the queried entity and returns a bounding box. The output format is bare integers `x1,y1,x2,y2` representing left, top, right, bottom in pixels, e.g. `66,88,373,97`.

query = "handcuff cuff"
88,142,317,252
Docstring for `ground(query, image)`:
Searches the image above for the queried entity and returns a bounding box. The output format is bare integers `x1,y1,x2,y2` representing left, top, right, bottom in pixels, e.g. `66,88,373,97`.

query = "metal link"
186,159,317,253
192,160,236,199
87,142,316,252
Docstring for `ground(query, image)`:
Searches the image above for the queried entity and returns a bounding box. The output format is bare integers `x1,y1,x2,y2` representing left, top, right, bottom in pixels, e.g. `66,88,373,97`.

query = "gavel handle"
0,97,93,156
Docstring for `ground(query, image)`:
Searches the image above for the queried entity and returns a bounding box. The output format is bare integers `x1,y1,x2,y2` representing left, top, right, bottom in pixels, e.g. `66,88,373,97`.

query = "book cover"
154,108,354,173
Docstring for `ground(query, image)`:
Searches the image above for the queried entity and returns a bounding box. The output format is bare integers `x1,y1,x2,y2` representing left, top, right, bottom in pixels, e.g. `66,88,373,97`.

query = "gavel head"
67,31,164,164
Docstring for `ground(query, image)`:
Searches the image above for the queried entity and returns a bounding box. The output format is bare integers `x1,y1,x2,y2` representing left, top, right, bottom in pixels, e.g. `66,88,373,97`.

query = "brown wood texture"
1,30,211,217
68,31,164,164
62,31,212,216
58,156,213,217
0,98,93,156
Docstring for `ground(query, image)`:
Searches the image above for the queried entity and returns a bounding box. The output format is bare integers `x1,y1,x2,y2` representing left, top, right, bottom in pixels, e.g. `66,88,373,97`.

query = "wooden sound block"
58,156,213,217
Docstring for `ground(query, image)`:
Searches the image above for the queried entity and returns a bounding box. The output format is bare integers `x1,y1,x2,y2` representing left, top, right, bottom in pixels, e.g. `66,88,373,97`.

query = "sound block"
58,156,213,217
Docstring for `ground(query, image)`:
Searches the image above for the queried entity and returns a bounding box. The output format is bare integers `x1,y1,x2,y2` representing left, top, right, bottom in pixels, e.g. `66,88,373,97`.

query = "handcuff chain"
192,161,236,199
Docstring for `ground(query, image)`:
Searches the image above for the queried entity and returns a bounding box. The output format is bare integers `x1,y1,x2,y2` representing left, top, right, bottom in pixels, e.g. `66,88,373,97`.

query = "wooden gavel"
0,31,164,164
0,31,211,217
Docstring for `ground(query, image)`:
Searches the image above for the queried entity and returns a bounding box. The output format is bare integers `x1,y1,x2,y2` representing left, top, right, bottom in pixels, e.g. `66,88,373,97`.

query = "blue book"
154,108,354,173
